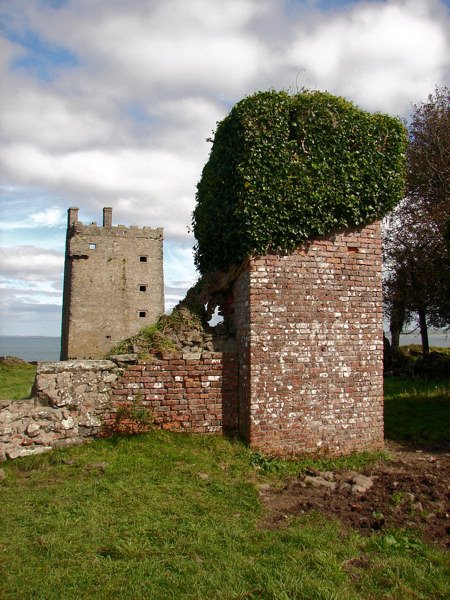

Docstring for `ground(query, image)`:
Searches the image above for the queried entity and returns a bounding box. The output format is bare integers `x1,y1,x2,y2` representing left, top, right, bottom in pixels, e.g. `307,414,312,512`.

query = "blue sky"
0,0,449,336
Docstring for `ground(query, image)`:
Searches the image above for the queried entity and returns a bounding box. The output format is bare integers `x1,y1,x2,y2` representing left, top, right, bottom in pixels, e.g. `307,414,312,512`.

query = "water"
0,337,60,362
399,332,449,348
0,331,447,364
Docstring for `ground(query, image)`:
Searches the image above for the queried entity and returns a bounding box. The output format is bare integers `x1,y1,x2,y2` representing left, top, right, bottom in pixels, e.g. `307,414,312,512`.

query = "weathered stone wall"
233,222,384,457
109,352,239,434
61,207,164,359
0,354,239,460
0,360,120,460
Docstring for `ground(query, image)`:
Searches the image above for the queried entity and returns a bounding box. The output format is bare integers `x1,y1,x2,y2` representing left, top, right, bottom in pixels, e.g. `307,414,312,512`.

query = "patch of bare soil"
259,444,450,549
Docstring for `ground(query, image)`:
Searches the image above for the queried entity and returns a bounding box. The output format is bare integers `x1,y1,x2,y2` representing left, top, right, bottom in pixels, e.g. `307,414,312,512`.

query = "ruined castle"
3,217,384,460
4,86,405,459
60,207,164,360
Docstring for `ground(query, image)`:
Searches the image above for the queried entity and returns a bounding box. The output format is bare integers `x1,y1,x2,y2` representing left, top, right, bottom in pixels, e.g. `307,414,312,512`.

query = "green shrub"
193,89,407,274
384,344,450,378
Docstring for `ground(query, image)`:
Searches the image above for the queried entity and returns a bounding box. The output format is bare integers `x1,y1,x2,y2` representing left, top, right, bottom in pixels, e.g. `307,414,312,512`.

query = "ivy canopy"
193,90,407,275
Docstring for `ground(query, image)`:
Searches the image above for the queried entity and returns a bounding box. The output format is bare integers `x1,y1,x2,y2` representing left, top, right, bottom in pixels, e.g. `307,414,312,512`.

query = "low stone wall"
0,353,239,461
109,352,239,434
0,360,120,460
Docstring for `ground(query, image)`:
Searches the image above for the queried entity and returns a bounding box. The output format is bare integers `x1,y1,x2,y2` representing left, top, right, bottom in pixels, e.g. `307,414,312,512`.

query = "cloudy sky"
0,0,449,337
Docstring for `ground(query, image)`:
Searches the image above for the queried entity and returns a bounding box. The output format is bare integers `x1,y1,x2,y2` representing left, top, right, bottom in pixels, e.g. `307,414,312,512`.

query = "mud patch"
259,444,449,549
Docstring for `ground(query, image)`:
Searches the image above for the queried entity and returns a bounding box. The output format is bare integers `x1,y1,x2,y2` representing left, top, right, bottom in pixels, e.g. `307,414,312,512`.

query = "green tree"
193,90,407,275
383,86,449,354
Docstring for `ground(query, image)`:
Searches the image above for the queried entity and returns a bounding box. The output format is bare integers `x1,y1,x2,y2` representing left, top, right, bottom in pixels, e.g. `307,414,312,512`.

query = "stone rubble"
0,360,120,461
301,469,375,494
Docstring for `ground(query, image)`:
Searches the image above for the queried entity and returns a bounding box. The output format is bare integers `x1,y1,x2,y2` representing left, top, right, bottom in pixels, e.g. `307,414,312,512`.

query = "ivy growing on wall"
193,90,407,274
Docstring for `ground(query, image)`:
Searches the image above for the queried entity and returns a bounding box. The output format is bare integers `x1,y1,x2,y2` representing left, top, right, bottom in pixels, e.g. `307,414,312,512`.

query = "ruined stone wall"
0,361,120,460
61,208,164,359
233,222,384,457
109,352,238,434
0,354,238,460
3,221,384,461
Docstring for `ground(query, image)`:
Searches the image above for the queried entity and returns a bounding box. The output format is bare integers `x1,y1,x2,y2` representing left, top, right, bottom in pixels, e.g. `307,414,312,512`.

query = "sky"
0,0,449,337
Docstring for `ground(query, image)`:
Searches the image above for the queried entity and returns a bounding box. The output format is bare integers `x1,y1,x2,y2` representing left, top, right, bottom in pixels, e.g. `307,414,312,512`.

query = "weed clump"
107,280,235,357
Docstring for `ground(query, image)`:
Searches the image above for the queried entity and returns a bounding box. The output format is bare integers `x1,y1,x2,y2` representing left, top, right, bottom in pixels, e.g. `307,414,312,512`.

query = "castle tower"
60,207,164,359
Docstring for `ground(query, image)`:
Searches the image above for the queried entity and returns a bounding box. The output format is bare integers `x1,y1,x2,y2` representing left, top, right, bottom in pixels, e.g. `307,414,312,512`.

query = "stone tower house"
60,207,164,359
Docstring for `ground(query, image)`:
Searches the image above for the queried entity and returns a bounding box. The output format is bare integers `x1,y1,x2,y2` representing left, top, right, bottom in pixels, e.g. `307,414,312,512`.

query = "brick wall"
109,352,239,434
1,354,239,460
233,222,384,457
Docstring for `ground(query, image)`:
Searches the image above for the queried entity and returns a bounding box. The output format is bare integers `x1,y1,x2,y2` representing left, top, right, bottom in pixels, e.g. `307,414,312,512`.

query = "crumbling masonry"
1,217,383,460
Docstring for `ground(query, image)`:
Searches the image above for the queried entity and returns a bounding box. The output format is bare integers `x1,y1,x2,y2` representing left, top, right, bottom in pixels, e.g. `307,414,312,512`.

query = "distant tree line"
383,86,449,354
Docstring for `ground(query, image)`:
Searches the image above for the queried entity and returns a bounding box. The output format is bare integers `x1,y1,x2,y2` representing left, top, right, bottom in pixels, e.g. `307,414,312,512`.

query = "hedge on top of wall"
192,89,407,274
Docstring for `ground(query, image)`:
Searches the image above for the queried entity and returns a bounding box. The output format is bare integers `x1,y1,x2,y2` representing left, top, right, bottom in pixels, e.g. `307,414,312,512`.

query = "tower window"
89,243,97,250
139,256,148,262
139,311,147,318
139,285,147,292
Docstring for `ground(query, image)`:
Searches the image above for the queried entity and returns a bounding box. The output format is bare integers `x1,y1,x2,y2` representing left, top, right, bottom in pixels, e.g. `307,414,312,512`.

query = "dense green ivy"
193,90,407,274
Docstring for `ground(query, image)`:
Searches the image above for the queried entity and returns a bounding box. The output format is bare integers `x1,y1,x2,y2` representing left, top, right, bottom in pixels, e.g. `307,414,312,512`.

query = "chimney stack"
68,207,79,226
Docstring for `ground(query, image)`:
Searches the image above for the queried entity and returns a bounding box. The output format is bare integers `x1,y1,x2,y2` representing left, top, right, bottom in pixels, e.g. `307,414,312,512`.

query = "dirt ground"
259,443,450,549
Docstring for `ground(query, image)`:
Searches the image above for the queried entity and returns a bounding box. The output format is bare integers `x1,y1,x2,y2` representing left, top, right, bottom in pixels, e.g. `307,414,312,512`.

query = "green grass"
0,365,449,598
0,360,36,400
0,432,448,600
384,377,450,447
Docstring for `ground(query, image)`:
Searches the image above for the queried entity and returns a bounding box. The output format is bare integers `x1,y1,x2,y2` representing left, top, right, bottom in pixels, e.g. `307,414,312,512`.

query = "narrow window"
89,243,97,250
139,256,148,262
139,285,147,292
139,311,147,318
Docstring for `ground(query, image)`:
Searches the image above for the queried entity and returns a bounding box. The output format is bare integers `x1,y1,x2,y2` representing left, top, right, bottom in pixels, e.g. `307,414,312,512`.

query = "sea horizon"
0,329,448,364
0,336,61,362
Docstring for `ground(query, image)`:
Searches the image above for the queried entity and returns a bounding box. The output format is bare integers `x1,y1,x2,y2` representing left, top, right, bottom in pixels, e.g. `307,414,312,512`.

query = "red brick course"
108,222,383,458
109,352,239,434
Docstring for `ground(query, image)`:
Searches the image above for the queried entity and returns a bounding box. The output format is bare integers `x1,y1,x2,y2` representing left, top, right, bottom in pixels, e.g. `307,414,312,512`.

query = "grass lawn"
0,367,449,598
0,432,448,599
384,376,450,447
0,360,36,400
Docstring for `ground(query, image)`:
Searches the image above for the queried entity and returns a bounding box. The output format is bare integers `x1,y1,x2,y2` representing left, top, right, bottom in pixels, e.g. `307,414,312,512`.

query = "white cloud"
0,144,202,238
0,0,449,337
33,0,268,94
0,246,63,283
29,207,64,227
286,0,449,113
0,79,118,151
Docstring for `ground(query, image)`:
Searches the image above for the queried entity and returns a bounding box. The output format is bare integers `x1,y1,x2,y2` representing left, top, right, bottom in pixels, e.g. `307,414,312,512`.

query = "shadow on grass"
384,377,450,452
